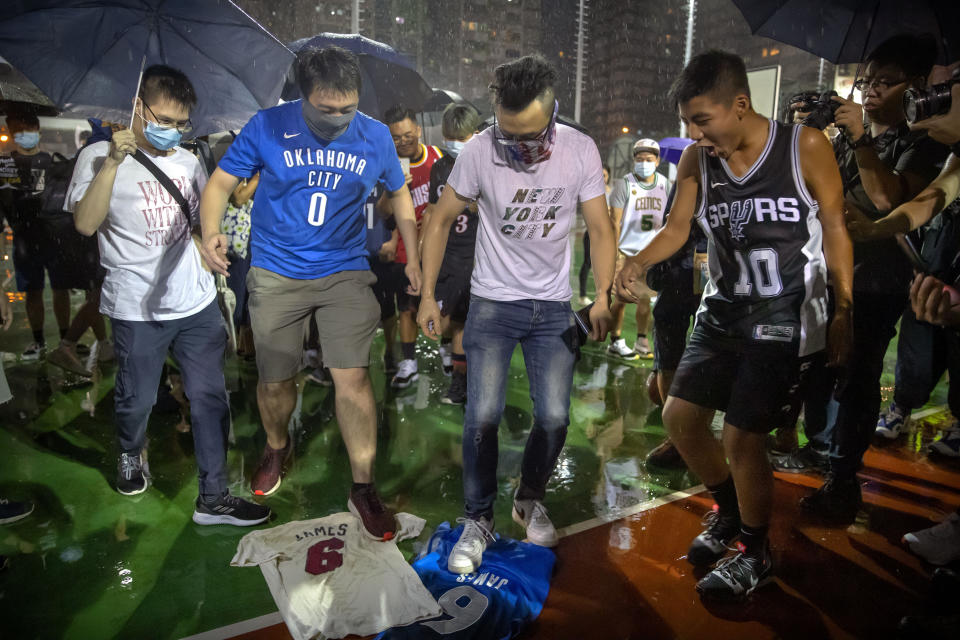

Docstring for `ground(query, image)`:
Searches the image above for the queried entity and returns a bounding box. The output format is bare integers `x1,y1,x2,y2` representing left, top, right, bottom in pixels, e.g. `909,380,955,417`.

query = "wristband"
850,132,873,150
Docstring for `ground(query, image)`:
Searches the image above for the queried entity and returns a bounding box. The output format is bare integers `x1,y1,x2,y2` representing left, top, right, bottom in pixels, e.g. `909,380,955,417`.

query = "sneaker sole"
875,427,903,440
117,483,149,496
511,506,558,547
46,356,93,377
252,475,282,497
696,575,773,602
192,511,270,527
347,498,396,541
0,505,34,525
440,397,465,406
391,375,419,389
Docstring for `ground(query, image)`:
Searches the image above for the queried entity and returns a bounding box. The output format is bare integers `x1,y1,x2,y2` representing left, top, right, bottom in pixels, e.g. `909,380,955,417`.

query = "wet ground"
0,238,953,639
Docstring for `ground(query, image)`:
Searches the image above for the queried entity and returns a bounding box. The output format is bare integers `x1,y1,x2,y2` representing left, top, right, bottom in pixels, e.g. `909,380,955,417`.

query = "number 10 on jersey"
308,192,328,226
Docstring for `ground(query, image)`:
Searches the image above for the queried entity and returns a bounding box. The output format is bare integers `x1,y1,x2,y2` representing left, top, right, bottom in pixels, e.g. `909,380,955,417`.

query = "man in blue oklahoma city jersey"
200,47,421,540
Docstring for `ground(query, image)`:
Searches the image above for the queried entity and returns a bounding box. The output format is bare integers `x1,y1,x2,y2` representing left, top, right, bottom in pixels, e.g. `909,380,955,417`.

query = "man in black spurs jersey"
616,51,853,601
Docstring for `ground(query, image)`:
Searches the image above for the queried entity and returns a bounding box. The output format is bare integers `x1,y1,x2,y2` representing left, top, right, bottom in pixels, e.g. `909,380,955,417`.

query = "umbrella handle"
129,55,146,130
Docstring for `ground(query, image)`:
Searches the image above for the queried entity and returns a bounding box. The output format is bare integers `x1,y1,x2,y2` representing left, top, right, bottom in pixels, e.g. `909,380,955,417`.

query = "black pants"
893,305,960,415
829,291,907,478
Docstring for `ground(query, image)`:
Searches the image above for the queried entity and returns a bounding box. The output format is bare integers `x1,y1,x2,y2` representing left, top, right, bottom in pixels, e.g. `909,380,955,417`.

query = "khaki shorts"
247,267,379,381
616,252,654,299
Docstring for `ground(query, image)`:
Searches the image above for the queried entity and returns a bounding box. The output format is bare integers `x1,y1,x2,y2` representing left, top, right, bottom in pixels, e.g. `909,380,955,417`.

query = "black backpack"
39,152,77,218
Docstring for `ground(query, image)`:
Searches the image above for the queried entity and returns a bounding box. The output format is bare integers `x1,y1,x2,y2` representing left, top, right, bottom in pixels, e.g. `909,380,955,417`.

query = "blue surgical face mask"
144,121,182,151
444,139,465,154
634,161,657,178
14,131,40,150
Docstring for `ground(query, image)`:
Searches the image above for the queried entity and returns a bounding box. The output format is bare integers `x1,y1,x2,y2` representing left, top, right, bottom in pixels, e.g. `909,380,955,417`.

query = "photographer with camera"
844,60,960,462
800,34,952,521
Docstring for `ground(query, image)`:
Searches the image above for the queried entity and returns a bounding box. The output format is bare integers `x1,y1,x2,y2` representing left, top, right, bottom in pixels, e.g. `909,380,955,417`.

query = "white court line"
179,611,284,640
910,404,948,421
180,484,705,640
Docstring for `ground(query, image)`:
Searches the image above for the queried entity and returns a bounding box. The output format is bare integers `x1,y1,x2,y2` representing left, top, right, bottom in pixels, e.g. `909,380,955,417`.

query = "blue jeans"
112,301,230,498
462,296,579,518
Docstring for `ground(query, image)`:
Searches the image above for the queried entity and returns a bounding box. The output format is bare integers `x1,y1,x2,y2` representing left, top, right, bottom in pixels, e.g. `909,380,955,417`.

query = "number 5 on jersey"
308,192,328,226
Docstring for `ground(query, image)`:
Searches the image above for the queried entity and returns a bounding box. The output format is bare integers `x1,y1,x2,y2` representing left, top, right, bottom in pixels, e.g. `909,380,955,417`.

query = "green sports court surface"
0,236,949,639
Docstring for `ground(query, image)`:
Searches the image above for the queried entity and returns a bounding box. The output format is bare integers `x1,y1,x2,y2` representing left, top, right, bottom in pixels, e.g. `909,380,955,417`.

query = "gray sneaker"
512,497,558,547
448,516,495,574
47,344,92,377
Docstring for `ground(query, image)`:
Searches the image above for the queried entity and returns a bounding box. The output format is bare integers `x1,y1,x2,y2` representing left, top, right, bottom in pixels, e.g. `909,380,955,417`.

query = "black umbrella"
284,33,433,118
0,0,295,137
0,56,58,116
731,0,960,64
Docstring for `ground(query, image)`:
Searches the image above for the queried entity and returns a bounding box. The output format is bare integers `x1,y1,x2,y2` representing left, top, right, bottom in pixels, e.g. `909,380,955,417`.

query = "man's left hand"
826,305,853,367
404,262,422,296
832,96,866,141
911,272,960,326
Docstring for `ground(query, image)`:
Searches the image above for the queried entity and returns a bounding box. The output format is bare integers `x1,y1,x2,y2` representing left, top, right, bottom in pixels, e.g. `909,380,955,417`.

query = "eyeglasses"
391,133,418,145
853,76,908,92
142,102,193,134
494,100,559,145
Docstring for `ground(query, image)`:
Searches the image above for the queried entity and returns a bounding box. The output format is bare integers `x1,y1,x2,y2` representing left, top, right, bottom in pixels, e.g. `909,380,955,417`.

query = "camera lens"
903,89,921,124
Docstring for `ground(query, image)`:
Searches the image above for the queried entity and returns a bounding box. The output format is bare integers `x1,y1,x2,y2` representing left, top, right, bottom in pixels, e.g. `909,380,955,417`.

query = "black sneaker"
799,474,862,521
0,498,34,524
771,444,828,474
117,452,148,496
645,439,687,469
192,493,271,526
688,508,741,566
696,545,773,601
441,370,467,405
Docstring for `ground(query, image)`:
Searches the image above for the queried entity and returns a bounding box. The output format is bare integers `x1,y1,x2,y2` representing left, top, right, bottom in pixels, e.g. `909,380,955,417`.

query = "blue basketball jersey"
218,101,405,279
377,522,555,640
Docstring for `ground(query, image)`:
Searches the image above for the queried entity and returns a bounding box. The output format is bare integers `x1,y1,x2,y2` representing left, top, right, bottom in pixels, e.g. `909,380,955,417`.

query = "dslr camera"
790,90,840,130
903,66,960,124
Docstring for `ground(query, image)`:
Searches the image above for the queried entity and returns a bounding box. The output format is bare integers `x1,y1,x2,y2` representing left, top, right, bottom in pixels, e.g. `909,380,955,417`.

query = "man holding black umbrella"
200,46,421,541
67,64,270,527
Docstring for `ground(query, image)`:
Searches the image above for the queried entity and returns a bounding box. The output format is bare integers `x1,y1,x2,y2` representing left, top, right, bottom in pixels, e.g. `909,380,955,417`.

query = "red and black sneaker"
251,439,292,497
348,484,397,541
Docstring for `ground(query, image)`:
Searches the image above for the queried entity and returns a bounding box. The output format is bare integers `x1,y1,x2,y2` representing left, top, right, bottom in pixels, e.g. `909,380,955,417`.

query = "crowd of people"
0,31,959,631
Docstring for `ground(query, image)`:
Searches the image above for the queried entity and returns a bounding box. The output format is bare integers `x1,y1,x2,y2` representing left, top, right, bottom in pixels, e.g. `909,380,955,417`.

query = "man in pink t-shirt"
417,55,616,574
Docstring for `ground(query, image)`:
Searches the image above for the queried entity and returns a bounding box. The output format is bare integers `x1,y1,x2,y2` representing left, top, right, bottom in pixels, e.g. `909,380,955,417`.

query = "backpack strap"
132,149,191,223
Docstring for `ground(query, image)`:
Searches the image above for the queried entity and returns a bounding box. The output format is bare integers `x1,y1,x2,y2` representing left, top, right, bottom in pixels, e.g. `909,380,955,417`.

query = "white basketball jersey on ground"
618,172,671,256
232,512,441,640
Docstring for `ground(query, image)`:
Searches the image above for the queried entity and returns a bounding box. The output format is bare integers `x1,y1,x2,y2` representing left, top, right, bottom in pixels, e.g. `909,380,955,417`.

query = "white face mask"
634,161,657,178
444,139,465,154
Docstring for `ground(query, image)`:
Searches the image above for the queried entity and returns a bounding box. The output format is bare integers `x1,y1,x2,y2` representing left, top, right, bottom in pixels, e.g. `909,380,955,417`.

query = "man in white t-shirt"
418,55,615,573
607,139,673,359
67,65,269,526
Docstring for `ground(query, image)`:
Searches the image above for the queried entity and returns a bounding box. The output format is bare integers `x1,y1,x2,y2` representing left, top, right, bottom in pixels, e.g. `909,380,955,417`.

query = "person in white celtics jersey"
617,50,853,601
608,139,672,359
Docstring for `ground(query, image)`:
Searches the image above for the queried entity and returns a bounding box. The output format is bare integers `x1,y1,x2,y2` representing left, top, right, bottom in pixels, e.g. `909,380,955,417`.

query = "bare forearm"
855,147,905,211
74,157,120,236
631,224,689,271
823,223,854,309
200,187,230,239
589,223,615,302
420,213,453,300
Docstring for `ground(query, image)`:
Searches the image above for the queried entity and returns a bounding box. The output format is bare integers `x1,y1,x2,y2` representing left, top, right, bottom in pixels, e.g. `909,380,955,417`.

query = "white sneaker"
875,402,909,439
20,342,45,361
391,358,419,389
929,423,960,458
577,296,593,306
512,497,558,547
448,516,495,574
607,338,639,360
438,344,453,377
903,512,960,565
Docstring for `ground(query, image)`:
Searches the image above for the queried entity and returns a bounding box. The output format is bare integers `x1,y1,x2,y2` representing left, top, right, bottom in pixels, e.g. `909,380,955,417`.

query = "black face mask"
302,99,356,141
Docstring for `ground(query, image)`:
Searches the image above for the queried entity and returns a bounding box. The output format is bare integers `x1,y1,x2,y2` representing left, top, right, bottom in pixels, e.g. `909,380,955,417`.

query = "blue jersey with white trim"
219,101,405,279
693,120,828,356
376,522,555,640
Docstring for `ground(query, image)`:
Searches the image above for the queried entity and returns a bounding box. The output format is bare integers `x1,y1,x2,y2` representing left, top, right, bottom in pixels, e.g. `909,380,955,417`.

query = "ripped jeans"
462,296,579,519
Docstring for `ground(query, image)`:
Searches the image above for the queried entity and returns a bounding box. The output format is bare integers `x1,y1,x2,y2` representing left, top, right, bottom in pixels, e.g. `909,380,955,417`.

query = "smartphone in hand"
896,233,930,273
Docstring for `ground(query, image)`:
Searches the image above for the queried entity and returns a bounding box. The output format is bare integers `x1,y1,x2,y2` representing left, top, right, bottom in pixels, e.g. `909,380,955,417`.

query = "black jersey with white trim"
693,120,828,357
